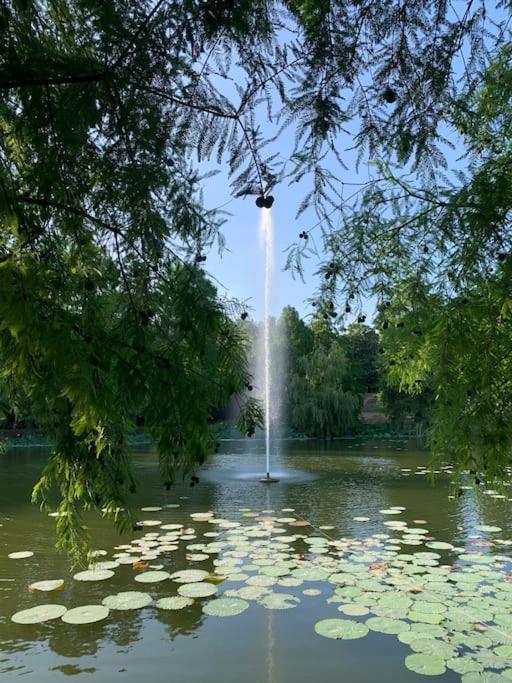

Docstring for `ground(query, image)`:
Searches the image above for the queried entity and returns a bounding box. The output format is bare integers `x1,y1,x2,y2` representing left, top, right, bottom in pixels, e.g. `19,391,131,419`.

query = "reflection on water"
0,438,510,682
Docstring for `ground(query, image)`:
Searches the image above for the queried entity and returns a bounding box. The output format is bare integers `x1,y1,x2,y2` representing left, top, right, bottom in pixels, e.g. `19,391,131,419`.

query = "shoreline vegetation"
1,422,423,451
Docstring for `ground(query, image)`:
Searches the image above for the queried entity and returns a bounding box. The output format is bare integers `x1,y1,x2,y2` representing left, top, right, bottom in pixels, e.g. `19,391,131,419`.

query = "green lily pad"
156,596,194,610
170,569,209,584
134,571,170,583
202,598,249,617
315,618,369,640
258,593,299,610
62,605,109,624
28,579,64,592
339,603,370,616
303,588,321,596
8,551,34,559
12,604,67,624
102,591,152,610
411,601,447,614
260,565,290,577
425,542,454,550
225,586,269,600
408,611,444,625
474,526,502,533
73,569,114,582
405,653,446,676
446,657,484,675
494,645,512,658
177,582,218,598
461,673,506,683
367,616,409,634
292,567,330,581
246,575,277,587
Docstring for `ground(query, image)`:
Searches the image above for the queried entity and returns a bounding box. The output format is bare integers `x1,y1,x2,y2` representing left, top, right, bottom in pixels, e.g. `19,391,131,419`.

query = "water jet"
258,207,279,484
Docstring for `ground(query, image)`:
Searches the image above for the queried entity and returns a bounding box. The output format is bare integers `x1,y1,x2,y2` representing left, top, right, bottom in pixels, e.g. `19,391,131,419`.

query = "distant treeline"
0,306,432,442
228,307,431,439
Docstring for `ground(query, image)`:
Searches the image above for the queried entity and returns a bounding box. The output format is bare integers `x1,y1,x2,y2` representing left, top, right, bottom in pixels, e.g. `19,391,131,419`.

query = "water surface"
0,439,510,682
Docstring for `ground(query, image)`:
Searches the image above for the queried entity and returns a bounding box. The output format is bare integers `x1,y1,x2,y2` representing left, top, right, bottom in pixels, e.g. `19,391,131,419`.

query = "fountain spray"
257,196,279,484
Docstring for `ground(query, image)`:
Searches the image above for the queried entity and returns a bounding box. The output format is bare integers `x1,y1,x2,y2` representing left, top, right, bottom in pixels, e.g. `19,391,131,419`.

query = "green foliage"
290,341,361,438
378,270,512,481
0,0,270,561
305,41,512,480
341,324,380,393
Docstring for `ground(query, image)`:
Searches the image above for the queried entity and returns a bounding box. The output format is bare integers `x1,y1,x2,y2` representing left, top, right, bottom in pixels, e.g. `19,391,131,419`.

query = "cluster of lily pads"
400,465,512,503
7,503,512,681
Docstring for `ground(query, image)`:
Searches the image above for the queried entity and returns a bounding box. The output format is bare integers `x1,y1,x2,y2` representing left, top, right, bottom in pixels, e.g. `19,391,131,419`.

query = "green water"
0,439,510,682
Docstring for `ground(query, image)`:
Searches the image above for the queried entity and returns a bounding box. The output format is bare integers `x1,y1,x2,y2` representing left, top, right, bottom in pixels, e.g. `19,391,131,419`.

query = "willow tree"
290,342,361,438
0,0,501,555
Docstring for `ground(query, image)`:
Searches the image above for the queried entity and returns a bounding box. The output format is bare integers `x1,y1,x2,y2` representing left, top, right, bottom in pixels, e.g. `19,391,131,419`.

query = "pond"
1,439,511,682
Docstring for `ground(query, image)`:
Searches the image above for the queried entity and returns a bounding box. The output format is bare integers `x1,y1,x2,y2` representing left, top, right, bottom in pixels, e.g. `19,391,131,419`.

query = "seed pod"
383,87,397,103
263,195,274,209
255,196,265,208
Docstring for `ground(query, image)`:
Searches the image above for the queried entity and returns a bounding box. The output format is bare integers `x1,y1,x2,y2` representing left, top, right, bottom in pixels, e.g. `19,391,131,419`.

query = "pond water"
1,439,511,682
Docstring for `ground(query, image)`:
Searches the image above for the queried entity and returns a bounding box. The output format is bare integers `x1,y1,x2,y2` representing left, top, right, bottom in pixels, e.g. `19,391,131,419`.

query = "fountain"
257,199,279,484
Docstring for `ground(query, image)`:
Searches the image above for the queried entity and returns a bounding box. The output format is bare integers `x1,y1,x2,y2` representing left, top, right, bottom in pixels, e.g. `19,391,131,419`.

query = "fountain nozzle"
255,195,274,209
260,473,280,483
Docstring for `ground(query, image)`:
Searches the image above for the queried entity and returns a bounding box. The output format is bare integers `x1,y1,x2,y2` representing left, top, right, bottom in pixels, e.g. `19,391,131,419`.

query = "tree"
344,45,512,480
341,324,380,393
289,341,361,438
278,306,314,372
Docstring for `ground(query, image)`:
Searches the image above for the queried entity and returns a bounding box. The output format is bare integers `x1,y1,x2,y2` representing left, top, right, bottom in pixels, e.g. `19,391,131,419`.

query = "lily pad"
28,579,64,592
405,653,446,676
8,551,34,559
258,593,300,610
170,569,209,584
474,526,502,533
202,597,249,617
12,604,67,624
134,571,170,583
62,605,109,624
156,596,194,610
177,582,218,598
73,569,114,582
367,616,409,634
102,591,152,610
315,618,369,640
339,603,370,616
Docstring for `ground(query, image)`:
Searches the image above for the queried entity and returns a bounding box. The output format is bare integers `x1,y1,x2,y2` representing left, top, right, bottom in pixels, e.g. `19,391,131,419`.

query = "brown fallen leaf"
475,624,488,632
132,560,148,571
